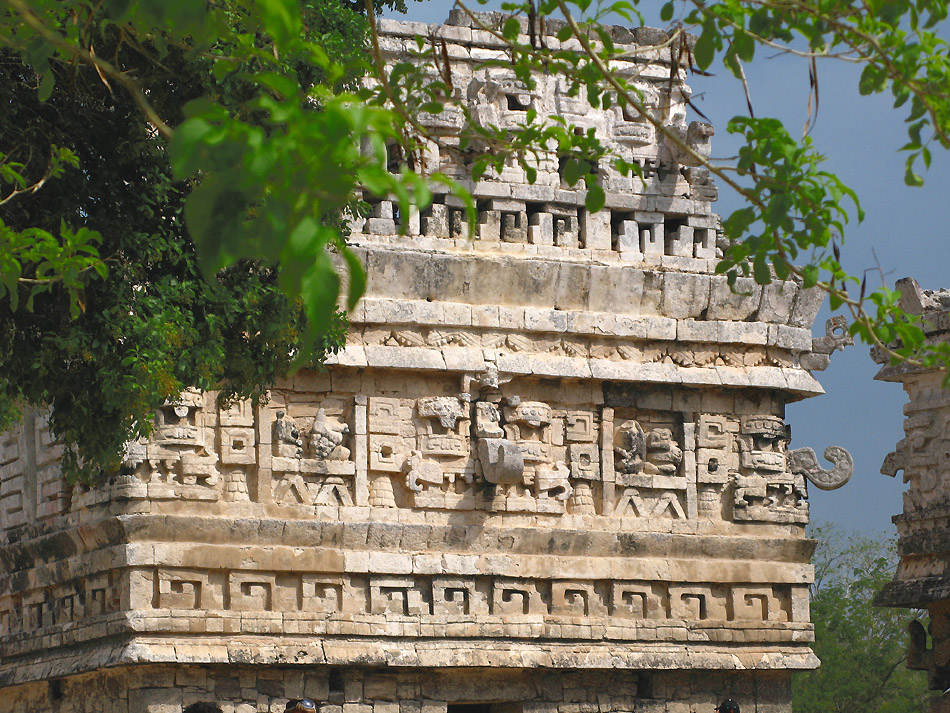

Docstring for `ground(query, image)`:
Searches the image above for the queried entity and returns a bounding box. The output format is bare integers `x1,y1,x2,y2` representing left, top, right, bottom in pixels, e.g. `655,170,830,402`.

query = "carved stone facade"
875,278,950,713
0,14,850,713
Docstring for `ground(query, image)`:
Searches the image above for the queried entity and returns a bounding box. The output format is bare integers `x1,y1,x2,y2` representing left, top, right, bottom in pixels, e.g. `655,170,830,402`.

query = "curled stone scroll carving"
788,446,853,491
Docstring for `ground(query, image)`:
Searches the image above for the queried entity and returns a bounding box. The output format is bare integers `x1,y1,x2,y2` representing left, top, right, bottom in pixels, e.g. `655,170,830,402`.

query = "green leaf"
752,254,771,284
562,157,584,186
37,69,55,102
694,28,716,70
585,184,605,213
773,257,790,280
287,217,320,261
252,71,299,99
660,2,674,22
258,0,303,47
904,155,924,186
168,119,214,179
858,64,886,95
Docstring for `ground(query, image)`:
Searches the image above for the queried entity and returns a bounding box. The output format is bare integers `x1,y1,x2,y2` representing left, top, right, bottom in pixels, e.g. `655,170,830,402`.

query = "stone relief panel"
266,397,357,508
0,380,840,530
353,328,797,370
732,416,808,524
695,414,738,520
0,569,122,642
119,388,222,502
33,414,68,521
880,383,950,511
86,568,803,639
612,410,688,519
110,390,367,509
366,391,603,515
0,412,69,529
0,427,27,530
692,411,852,524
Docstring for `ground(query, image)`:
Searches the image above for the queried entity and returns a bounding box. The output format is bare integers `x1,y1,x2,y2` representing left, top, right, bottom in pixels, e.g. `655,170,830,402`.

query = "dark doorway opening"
448,703,522,713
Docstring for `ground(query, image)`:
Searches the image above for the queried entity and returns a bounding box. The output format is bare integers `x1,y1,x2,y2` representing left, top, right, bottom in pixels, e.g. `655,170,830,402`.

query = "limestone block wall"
1,665,794,713
875,279,950,710
0,380,821,677
0,13,853,713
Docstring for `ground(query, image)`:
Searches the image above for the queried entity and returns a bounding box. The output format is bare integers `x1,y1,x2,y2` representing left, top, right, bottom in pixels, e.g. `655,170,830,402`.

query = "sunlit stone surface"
0,14,851,713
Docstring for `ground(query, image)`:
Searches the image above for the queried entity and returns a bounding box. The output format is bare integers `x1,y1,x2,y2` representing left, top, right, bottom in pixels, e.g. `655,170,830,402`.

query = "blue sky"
387,0,950,535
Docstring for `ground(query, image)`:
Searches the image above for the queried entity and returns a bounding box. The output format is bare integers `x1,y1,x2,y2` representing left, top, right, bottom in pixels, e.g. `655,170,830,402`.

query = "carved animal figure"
643,428,683,475
274,411,303,458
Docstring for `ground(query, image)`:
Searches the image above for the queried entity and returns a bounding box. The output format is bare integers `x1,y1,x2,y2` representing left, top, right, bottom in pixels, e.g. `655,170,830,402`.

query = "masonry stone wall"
0,13,851,713
874,279,950,713
1,666,796,713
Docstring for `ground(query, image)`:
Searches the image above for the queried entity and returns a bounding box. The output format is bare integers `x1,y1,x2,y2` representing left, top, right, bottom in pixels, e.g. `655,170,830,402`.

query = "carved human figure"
614,420,646,475
273,411,303,459
643,428,683,475
309,408,350,461
475,401,504,438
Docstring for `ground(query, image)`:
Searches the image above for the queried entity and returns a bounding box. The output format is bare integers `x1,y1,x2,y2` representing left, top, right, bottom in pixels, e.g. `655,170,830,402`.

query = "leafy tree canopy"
794,524,929,713
3,0,950,480
0,0,395,480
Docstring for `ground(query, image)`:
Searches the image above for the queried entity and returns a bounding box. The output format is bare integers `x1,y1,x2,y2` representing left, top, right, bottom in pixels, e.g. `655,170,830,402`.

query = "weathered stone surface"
872,280,950,705
0,13,848,713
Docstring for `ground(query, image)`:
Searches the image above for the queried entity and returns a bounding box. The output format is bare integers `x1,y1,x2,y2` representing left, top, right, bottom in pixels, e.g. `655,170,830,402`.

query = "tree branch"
2,0,173,139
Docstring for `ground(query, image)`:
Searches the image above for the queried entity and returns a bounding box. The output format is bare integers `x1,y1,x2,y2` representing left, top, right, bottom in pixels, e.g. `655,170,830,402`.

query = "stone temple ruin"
0,13,854,713
875,279,950,713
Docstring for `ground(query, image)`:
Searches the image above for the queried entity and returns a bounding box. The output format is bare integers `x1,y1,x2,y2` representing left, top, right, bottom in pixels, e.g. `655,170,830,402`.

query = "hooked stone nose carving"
788,446,854,490
477,438,524,485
